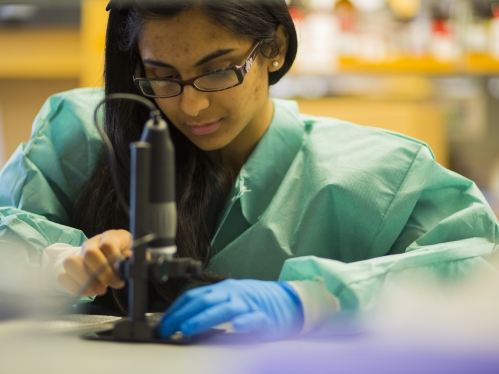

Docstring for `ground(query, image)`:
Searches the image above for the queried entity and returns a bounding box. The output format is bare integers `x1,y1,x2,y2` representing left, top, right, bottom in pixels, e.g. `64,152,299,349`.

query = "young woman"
0,0,497,340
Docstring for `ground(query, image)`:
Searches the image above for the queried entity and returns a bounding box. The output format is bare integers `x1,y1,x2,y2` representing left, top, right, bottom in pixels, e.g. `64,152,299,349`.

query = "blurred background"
0,0,498,217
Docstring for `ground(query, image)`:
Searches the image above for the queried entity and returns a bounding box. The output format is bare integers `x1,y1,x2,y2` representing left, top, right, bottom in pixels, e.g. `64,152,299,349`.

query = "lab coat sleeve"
279,145,499,334
0,88,103,299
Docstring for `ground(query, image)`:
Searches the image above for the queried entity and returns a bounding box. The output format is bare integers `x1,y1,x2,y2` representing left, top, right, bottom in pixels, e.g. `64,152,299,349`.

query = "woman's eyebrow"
142,48,236,69
142,59,174,68
194,48,235,66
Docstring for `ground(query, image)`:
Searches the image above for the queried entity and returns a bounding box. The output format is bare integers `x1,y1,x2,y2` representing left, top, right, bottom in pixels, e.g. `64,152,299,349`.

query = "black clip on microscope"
87,101,203,344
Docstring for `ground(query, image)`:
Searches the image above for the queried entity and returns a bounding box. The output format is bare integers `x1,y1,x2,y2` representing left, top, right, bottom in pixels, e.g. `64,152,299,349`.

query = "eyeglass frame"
133,41,262,98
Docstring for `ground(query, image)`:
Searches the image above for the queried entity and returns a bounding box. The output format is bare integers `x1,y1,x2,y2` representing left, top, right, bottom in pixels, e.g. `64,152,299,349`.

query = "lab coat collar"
237,99,305,225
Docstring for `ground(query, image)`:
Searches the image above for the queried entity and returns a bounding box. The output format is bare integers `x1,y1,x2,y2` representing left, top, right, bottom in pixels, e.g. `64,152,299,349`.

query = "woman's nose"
179,85,209,117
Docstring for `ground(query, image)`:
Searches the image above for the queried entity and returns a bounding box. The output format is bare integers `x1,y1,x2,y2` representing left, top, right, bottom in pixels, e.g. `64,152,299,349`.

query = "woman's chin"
189,137,229,152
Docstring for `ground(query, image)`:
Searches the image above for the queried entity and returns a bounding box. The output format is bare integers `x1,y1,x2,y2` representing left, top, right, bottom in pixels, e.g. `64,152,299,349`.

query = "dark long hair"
72,0,297,314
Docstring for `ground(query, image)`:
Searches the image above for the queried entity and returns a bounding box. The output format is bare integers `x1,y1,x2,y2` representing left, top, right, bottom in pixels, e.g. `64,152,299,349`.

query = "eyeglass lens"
139,69,240,97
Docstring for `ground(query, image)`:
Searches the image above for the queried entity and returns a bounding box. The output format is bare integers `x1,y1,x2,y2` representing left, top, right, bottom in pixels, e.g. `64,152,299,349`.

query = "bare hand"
57,230,132,296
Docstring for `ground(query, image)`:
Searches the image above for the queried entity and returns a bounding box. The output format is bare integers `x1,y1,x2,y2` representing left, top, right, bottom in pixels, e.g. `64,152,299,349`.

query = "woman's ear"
268,24,289,72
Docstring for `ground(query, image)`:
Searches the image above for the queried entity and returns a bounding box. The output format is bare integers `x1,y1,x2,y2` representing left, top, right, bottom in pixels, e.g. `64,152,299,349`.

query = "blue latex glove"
158,279,304,340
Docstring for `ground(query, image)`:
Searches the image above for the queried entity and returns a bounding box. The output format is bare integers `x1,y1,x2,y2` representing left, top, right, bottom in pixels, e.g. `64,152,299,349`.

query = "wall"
0,79,79,168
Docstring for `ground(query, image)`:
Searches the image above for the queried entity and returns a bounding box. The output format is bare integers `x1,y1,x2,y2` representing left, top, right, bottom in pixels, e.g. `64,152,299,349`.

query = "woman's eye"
204,63,233,73
157,74,180,79
154,71,180,79
152,67,180,79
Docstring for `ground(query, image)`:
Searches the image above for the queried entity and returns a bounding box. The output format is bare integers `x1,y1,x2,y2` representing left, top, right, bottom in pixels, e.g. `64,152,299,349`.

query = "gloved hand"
158,279,304,340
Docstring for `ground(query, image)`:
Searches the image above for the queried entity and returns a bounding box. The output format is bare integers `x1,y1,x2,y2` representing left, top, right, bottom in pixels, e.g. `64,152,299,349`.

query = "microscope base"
81,322,224,345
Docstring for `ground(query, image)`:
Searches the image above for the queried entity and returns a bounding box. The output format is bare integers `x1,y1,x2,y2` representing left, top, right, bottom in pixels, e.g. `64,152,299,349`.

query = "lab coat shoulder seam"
23,93,68,158
367,144,427,255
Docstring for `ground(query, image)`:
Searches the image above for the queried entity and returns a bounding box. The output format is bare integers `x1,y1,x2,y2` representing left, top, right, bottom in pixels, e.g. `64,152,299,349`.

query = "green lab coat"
0,88,498,328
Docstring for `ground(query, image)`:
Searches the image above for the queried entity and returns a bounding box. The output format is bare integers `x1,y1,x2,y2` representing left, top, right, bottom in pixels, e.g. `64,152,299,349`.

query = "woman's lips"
187,120,221,136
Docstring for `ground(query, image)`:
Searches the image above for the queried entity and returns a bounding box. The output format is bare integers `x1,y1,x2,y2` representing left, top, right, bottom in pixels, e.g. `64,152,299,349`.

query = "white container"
490,13,499,59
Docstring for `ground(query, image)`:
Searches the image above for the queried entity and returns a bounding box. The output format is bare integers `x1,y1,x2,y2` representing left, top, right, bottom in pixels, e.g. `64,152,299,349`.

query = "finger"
82,230,126,288
80,234,103,255
162,286,216,320
60,255,107,296
179,301,247,336
231,311,270,333
57,271,106,296
99,230,132,258
82,245,124,288
158,290,229,338
63,255,95,289
57,271,84,295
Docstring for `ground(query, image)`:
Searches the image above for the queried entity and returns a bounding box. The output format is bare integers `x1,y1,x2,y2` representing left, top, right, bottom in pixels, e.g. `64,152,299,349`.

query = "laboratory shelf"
336,54,499,75
0,28,80,79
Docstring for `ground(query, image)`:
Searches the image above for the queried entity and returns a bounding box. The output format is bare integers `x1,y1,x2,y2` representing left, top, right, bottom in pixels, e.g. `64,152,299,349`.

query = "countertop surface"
1,314,499,374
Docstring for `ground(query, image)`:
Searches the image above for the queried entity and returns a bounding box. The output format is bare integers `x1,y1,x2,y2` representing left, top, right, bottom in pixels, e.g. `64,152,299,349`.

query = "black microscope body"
111,115,202,342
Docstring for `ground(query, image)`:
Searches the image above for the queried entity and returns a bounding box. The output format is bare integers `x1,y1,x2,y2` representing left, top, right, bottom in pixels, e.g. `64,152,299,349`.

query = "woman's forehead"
138,8,247,57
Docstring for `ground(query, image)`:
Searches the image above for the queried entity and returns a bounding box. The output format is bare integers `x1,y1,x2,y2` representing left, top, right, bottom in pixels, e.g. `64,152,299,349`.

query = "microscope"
86,94,203,343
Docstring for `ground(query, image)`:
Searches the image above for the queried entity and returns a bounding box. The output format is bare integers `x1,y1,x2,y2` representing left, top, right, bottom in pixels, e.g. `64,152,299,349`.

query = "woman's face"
137,8,284,160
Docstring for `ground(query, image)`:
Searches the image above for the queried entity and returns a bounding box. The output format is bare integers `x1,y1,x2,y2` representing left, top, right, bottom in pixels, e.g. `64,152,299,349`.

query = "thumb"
232,311,271,333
